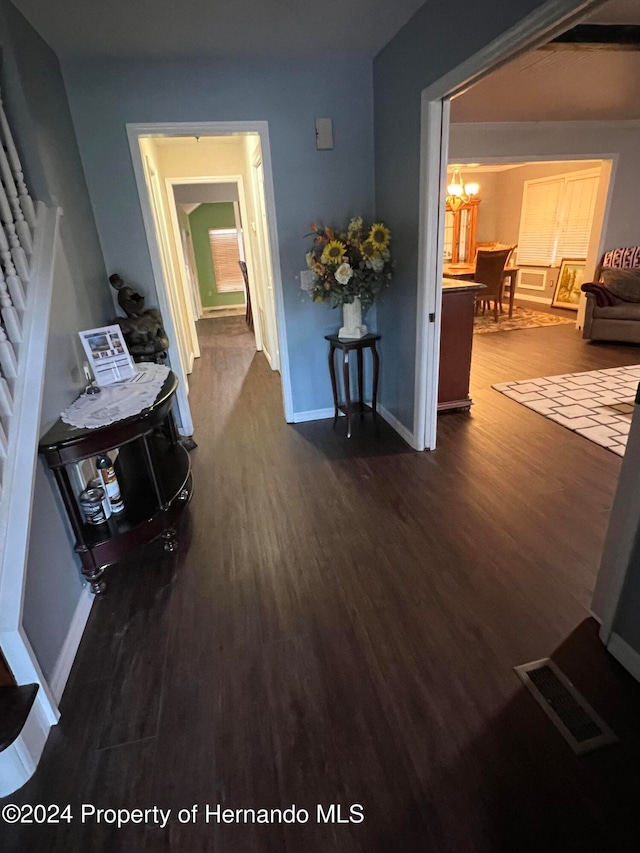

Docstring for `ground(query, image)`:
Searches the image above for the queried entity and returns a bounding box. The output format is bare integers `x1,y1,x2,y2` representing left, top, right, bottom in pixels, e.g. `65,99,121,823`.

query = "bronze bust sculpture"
109,273,169,362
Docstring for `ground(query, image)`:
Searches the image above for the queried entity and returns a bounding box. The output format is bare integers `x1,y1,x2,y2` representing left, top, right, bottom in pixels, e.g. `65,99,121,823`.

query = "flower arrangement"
302,216,392,311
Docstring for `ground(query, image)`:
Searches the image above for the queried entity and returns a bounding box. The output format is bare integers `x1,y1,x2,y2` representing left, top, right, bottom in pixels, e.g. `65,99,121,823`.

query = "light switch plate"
315,118,334,150
300,270,315,289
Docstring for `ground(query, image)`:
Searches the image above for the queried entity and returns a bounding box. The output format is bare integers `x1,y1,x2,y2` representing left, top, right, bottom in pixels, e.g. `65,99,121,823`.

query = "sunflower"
361,240,376,259
321,240,346,265
368,223,390,250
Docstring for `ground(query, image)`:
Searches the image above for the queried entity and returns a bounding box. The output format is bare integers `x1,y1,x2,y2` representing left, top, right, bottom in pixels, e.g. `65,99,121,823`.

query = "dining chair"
474,248,512,322
238,260,253,331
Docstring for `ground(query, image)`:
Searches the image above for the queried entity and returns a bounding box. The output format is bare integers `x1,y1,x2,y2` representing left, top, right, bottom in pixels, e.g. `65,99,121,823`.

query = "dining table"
442,262,519,318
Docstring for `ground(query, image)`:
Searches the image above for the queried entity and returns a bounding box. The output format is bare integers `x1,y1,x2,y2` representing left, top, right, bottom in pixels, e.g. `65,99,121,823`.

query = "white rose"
335,263,353,285
371,256,384,273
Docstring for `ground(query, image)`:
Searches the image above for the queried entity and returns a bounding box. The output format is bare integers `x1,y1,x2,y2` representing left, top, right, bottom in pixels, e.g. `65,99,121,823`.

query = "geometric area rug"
493,364,640,457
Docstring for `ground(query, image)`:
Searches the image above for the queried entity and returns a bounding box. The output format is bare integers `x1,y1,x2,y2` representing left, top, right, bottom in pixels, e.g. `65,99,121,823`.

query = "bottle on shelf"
96,453,125,514
78,487,108,525
89,477,112,520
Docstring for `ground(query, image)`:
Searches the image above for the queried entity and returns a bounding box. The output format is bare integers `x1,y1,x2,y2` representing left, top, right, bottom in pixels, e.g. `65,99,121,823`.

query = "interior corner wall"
61,57,375,416
373,0,581,435
0,0,111,684
455,171,499,243
189,203,244,308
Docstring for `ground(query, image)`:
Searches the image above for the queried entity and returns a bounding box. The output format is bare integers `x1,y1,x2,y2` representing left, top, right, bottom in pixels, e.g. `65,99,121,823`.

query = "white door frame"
163,186,201,360
127,121,293,424
166,175,265,355
176,210,204,321
413,0,604,452
131,142,194,435
250,146,280,370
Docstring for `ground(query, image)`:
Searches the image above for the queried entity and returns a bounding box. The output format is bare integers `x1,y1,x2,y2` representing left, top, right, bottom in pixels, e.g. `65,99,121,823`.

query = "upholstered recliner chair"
582,247,640,344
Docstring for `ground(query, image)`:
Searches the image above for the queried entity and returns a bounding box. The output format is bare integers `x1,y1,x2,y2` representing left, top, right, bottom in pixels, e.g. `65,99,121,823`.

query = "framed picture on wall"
552,259,586,310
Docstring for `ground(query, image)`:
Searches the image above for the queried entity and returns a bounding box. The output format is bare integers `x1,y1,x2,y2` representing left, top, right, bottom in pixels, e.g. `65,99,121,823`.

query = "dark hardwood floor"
4,318,640,852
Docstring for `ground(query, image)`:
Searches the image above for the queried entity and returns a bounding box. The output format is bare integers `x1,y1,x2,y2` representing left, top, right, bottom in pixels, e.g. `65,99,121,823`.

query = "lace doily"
61,363,172,429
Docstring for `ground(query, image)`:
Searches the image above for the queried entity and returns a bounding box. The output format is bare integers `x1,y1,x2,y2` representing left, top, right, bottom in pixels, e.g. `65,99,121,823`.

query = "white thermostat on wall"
315,118,334,150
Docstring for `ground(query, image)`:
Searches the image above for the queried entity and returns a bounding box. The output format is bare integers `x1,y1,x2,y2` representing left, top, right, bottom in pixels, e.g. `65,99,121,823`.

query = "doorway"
414,1,615,452
127,122,293,434
441,156,611,386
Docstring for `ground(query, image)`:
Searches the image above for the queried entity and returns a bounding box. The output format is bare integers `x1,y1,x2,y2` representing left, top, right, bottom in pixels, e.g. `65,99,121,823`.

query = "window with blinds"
516,169,600,266
209,229,245,292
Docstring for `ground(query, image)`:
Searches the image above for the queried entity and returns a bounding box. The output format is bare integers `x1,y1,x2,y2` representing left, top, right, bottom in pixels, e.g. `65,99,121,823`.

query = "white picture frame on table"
78,325,136,386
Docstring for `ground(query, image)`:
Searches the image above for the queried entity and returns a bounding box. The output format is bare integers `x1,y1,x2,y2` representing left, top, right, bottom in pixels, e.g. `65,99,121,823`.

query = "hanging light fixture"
446,167,480,211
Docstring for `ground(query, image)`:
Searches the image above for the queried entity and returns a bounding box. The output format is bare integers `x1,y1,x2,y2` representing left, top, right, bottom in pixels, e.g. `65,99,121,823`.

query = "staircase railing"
0,86,61,795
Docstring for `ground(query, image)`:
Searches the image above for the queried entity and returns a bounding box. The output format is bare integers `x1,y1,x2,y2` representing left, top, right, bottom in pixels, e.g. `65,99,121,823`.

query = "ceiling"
10,0,426,58
452,0,640,122
446,160,601,175
153,135,251,146
448,163,536,173
587,0,640,22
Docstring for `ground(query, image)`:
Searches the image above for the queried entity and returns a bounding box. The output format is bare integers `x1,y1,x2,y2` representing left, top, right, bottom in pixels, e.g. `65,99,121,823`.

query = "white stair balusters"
0,92,36,232
0,226,25,312
0,263,20,345
0,177,29,284
0,364,12,417
0,132,32,257
0,321,17,381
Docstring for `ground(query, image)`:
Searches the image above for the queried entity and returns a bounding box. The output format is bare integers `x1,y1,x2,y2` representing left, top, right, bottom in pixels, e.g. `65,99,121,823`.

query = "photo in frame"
552,259,586,310
78,324,136,386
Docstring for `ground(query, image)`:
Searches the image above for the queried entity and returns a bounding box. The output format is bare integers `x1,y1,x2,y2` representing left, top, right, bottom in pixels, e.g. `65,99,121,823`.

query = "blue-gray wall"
0,0,110,682
61,57,375,416
373,0,559,432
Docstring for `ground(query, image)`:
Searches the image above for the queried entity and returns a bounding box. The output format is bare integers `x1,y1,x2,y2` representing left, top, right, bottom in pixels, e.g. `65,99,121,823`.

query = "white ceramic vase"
338,296,367,340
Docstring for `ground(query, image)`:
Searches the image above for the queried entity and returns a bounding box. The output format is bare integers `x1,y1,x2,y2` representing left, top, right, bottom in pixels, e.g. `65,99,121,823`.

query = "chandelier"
446,167,480,211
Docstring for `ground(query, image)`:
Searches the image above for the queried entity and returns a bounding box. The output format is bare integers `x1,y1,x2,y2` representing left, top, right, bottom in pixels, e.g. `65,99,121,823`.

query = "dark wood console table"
39,371,192,594
438,279,485,412
325,333,380,438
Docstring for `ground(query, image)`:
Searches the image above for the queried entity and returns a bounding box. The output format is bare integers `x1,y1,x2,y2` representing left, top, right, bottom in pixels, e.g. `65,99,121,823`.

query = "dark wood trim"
0,651,14,688
545,24,640,50
0,685,38,753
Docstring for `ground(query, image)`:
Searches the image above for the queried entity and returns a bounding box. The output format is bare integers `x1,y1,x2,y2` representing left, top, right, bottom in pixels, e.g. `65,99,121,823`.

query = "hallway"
4,318,640,852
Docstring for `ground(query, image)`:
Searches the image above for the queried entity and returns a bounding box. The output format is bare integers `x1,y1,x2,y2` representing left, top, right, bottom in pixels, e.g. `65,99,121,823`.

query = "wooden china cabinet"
443,198,480,265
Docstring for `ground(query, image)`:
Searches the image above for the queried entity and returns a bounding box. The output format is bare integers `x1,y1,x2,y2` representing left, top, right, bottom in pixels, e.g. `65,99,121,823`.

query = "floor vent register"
514,658,618,755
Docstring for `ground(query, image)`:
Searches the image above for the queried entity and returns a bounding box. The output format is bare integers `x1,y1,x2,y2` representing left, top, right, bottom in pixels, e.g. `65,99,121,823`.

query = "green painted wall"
189,203,246,308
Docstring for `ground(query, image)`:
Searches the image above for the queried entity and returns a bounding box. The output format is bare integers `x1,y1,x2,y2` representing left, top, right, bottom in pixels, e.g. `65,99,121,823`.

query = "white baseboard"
377,404,416,448
292,404,416,448
292,407,340,423
49,585,94,704
515,293,552,305
202,304,245,313
606,632,640,683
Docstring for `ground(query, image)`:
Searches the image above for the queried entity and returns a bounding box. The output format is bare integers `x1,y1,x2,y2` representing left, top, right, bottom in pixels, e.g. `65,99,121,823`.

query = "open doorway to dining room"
438,155,612,413
415,0,639,454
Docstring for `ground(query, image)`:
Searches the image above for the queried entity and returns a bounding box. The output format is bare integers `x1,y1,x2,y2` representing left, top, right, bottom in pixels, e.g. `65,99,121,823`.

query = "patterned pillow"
601,268,640,302
602,247,640,271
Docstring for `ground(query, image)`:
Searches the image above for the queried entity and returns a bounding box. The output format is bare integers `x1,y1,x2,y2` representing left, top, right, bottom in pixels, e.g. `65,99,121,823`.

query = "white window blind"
517,169,600,266
209,229,245,293
517,178,563,265
556,173,599,260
